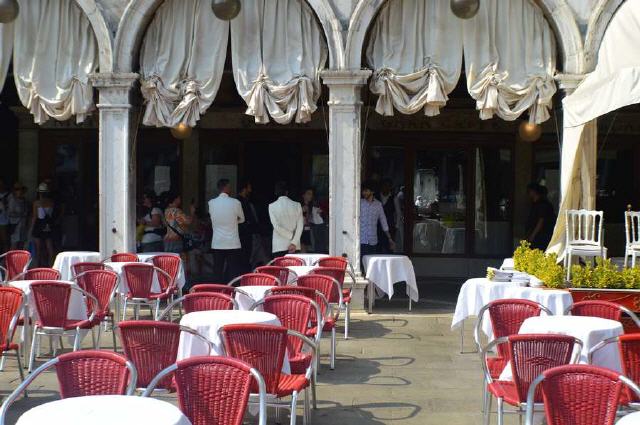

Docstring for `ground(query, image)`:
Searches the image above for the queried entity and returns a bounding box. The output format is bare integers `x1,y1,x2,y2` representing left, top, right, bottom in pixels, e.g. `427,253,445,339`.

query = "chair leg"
497,398,504,425
58,336,64,351
625,251,629,268
73,331,80,351
482,384,489,416
484,393,492,425
565,253,570,281
155,300,161,320
311,369,317,409
344,304,350,340
111,320,117,351
91,328,97,349
122,299,128,321
15,349,27,397
303,387,310,425
0,353,6,371
330,327,336,370
28,328,38,373
290,391,299,425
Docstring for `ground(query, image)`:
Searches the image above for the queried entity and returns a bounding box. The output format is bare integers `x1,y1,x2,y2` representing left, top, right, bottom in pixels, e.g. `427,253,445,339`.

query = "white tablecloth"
451,278,574,338
235,286,274,311
138,253,187,289
499,315,623,380
618,412,640,424
16,395,191,425
286,266,317,283
178,310,290,372
285,253,328,266
104,262,163,295
362,255,419,302
52,251,101,281
8,280,86,321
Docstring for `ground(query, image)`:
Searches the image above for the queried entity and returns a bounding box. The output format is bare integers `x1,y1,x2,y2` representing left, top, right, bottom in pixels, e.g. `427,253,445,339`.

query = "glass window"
533,148,560,210
475,148,513,255
597,148,634,223
413,149,467,254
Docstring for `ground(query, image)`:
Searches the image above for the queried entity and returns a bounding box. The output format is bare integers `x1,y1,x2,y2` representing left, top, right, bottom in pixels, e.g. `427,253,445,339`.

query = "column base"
344,276,371,313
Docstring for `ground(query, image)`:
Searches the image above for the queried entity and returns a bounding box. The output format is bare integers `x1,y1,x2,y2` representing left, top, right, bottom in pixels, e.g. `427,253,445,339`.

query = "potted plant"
512,241,565,289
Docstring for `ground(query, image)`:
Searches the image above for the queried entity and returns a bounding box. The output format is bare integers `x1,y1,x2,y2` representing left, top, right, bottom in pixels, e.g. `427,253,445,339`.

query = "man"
237,180,259,273
376,179,396,253
525,183,556,250
209,179,245,282
269,181,303,258
361,181,395,257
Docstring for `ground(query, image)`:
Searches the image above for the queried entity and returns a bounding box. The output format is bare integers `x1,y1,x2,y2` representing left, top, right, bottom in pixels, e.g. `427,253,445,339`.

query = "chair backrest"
2,250,31,280
109,253,139,263
191,284,236,296
169,357,258,425
0,287,24,345
267,286,324,324
31,281,71,328
151,255,180,292
255,266,291,286
316,256,348,270
566,209,604,247
55,350,134,398
618,334,640,403
122,263,155,298
76,270,118,318
625,211,640,247
533,365,626,425
183,292,235,314
310,267,344,303
271,256,305,267
233,273,279,287
118,320,181,390
72,262,107,278
487,299,543,359
296,274,337,319
23,268,61,281
262,295,314,356
509,334,576,403
568,300,623,322
221,324,288,395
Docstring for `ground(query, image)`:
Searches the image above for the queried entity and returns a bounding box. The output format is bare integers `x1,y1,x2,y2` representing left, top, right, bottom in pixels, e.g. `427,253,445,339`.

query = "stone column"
91,72,139,256
321,69,371,311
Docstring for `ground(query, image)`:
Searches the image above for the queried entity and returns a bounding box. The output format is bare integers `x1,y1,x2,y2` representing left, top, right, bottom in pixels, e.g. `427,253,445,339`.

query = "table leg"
409,298,412,312
460,319,464,354
368,281,373,314
22,305,30,367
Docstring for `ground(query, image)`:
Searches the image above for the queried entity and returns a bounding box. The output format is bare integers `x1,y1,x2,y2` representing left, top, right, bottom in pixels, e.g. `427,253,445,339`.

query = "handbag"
166,221,198,252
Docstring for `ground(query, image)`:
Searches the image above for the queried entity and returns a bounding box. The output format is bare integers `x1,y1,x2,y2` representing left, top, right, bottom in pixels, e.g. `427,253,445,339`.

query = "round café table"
235,285,276,311
362,255,419,312
618,412,640,424
52,251,101,281
16,395,191,425
177,310,290,372
285,253,329,266
286,266,317,283
138,252,187,289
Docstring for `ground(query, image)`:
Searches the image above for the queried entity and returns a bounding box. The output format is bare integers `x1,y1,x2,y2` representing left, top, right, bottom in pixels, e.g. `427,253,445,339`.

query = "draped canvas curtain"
140,0,229,128
0,23,12,93
366,0,463,117
13,0,98,124
231,0,327,124
463,0,557,124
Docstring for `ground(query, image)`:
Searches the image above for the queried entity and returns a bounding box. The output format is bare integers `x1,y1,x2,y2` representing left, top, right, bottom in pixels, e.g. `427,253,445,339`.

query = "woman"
138,192,165,252
7,183,28,250
31,182,56,266
164,192,195,274
300,188,323,253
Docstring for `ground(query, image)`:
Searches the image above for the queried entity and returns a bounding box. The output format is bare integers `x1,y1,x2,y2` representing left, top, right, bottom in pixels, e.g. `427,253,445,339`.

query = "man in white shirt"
268,181,303,258
208,179,245,282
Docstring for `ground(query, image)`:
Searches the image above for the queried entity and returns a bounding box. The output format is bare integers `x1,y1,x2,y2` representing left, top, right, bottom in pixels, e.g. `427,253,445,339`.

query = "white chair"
564,209,607,280
625,211,640,267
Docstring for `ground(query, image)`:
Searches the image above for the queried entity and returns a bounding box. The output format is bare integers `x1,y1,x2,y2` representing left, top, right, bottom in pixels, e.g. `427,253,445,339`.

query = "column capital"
90,72,139,88
555,73,585,92
321,70,372,107
320,69,372,86
91,72,139,110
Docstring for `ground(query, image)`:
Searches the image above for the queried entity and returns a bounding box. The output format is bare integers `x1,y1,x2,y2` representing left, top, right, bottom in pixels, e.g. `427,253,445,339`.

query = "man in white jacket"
268,181,304,258
209,179,245,282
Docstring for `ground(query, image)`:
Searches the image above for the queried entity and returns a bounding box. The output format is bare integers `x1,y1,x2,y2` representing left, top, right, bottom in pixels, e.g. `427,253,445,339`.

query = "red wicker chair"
150,254,181,298
228,273,281,287
28,281,99,372
0,250,31,281
0,350,137,422
296,274,342,370
104,253,139,263
220,324,314,425
314,256,349,270
118,320,213,393
72,262,108,278
270,256,305,267
589,334,640,407
524,365,640,425
121,263,172,320
74,270,119,349
253,294,321,409
0,287,26,384
255,266,294,285
266,286,329,327
565,300,640,331
190,283,236,296
158,292,237,320
311,266,353,339
11,268,61,281
481,334,581,425
142,356,268,425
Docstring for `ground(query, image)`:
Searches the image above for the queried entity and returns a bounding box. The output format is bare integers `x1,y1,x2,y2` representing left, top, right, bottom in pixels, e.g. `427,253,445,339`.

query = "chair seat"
487,356,507,379
567,245,607,256
289,353,313,375
0,342,19,353
487,380,521,406
148,292,172,301
306,317,336,335
276,373,309,397
36,319,94,331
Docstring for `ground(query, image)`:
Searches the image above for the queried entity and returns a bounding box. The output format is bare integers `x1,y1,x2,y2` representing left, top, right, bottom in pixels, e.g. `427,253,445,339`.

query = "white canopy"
547,0,640,256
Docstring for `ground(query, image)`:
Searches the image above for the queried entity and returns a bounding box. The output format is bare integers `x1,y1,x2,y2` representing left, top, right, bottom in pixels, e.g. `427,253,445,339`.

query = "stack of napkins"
487,267,513,282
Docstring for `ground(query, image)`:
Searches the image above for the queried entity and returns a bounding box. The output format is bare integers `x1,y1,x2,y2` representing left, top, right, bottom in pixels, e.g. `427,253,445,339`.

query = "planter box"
569,288,640,333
